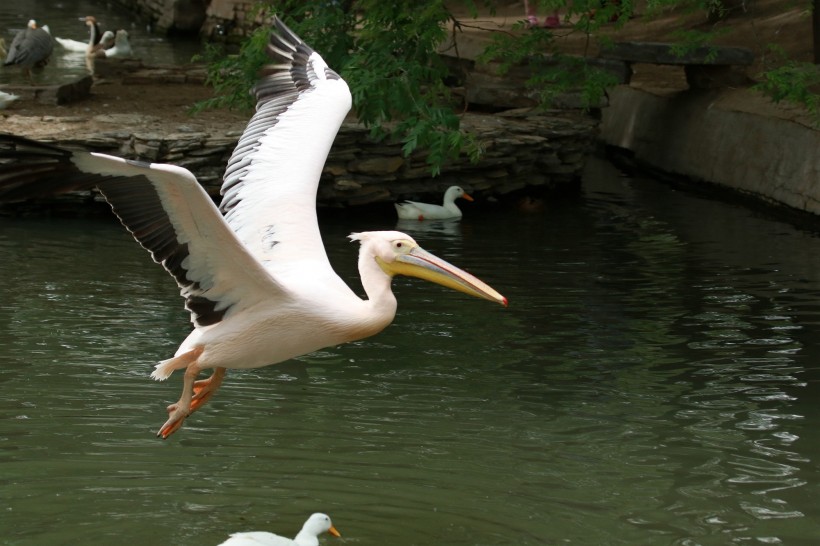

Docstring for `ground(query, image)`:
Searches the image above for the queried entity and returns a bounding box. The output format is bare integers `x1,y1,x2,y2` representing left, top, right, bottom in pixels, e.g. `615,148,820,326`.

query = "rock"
348,156,405,175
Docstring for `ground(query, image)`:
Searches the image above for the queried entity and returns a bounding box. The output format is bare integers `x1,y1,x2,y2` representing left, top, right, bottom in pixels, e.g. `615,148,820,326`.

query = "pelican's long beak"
381,246,507,306
329,525,341,537
463,192,474,202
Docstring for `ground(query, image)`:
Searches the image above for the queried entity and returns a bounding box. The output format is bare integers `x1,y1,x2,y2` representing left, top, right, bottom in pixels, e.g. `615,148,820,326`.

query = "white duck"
218,513,341,546
55,16,102,53
0,91,20,109
394,185,474,220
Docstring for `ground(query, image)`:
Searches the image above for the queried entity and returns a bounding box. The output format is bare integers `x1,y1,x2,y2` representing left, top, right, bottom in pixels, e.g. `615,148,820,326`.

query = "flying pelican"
217,513,340,546
55,15,102,53
395,185,474,220
0,17,506,438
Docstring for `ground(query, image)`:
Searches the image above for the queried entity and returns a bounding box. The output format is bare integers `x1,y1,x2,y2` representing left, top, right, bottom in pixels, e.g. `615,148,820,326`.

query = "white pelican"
395,185,474,220
218,513,340,546
0,17,506,438
3,20,54,80
55,16,102,53
0,90,20,109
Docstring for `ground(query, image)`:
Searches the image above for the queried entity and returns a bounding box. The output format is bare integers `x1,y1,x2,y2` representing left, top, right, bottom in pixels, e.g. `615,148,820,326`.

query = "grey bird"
4,20,54,80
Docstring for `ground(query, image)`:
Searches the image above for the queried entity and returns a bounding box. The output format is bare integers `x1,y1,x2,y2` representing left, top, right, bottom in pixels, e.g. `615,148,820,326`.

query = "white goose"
55,15,102,53
395,185,474,220
0,17,506,439
218,513,341,546
101,29,131,58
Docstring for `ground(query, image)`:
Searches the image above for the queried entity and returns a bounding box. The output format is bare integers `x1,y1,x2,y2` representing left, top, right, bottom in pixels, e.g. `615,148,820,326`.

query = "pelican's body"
218,513,341,546
0,91,20,109
55,15,102,53
4,20,53,78
395,185,474,220
0,18,505,439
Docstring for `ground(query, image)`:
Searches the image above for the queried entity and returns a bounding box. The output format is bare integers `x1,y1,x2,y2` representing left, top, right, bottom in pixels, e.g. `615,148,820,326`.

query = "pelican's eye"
392,240,412,254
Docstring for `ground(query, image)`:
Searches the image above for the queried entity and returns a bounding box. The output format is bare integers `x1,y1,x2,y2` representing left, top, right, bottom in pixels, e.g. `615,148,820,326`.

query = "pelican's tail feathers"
150,348,201,381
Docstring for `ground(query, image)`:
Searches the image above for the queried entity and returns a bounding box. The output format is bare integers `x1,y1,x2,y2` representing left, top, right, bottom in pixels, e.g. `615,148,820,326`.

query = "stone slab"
600,41,754,66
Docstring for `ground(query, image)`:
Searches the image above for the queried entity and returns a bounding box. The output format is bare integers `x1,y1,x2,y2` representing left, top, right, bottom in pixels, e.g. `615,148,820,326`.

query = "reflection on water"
0,0,202,85
2,157,820,544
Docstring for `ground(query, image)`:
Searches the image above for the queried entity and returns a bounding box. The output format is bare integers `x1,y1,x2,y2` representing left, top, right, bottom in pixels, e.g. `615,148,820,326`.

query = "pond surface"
2,157,820,545
1,0,202,86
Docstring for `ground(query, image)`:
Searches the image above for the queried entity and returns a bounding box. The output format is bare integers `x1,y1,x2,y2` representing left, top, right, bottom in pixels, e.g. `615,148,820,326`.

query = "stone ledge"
1,109,598,210
0,75,93,106
601,85,820,215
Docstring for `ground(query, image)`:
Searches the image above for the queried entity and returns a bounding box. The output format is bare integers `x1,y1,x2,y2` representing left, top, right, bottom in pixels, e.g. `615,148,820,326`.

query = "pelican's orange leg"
190,367,227,412
157,360,200,438
157,365,227,439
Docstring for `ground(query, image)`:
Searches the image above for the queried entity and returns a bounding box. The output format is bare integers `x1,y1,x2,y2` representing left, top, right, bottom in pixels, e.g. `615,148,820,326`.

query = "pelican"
0,17,506,438
218,513,340,546
0,90,20,109
395,185,474,220
3,20,54,80
55,16,102,53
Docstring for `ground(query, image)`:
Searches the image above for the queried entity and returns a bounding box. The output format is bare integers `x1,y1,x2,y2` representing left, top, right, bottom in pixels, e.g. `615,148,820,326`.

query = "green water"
2,158,820,545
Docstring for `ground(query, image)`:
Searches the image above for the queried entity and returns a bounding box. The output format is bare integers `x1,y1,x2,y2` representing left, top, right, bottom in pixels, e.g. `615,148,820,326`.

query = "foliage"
194,0,481,175
194,0,820,174
341,0,482,174
755,49,820,119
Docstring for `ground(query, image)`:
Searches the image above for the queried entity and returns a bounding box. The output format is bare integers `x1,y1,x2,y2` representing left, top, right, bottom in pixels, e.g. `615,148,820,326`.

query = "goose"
395,185,474,220
0,17,506,438
218,513,340,546
55,15,102,53
101,29,131,57
3,20,54,80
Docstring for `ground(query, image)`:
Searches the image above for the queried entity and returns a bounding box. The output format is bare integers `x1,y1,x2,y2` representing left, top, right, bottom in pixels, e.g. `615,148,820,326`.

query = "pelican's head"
444,185,474,204
349,231,507,306
81,15,97,25
300,513,341,539
27,20,37,30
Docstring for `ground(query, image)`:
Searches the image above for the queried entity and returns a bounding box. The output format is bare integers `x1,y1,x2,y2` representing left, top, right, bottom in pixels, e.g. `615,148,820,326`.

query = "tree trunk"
814,0,820,63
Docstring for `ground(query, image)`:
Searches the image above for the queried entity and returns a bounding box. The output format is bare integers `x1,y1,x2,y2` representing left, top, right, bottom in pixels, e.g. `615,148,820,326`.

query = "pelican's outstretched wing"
0,135,287,328
219,17,352,279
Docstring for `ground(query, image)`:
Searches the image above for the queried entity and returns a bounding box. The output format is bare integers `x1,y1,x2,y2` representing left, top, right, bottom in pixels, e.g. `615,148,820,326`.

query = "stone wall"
3,109,597,209
126,110,595,207
111,0,256,37
600,86,820,215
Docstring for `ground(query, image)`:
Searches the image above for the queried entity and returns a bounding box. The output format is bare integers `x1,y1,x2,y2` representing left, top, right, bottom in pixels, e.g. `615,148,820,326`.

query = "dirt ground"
1,0,811,132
